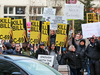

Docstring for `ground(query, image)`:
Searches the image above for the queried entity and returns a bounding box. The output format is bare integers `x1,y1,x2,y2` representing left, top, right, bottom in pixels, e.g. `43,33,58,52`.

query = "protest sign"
38,55,54,67
65,4,84,20
55,23,67,47
30,21,41,44
87,13,99,23
27,22,31,37
43,7,56,21
12,19,24,43
0,18,11,40
50,16,67,30
41,22,50,46
82,22,100,38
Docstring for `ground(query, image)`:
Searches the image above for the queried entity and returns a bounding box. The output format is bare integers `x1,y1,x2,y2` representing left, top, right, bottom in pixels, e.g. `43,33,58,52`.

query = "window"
9,7,13,14
0,60,26,75
33,7,37,14
38,7,41,14
4,7,7,14
16,7,25,14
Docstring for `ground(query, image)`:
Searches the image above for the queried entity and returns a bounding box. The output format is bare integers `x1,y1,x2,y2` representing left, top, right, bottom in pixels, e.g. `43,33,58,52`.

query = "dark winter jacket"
72,38,86,61
35,48,47,59
13,50,21,55
50,34,56,44
3,49,16,54
63,51,82,69
85,39,100,60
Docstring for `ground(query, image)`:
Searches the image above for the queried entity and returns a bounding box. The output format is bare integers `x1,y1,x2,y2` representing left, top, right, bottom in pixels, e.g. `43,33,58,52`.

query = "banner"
87,13,99,23
82,22,100,38
43,7,56,21
41,22,50,46
0,18,11,40
30,21,41,44
55,23,67,47
27,22,31,37
50,16,67,30
12,19,24,43
65,4,84,20
38,55,54,67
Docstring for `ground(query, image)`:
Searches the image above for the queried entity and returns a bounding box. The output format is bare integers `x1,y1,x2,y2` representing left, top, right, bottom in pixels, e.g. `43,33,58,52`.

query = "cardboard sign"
30,21,41,44
82,22,100,38
40,22,50,46
55,23,67,47
50,16,67,30
87,13,99,23
43,7,56,21
12,19,24,43
0,18,11,40
38,55,54,67
65,4,84,19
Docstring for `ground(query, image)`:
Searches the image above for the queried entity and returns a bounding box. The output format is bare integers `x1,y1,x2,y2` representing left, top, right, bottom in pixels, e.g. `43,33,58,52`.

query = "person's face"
16,44,20,52
50,30,55,35
51,44,55,50
80,41,85,45
75,34,80,40
11,42,15,48
40,45,44,49
91,38,95,43
72,46,75,52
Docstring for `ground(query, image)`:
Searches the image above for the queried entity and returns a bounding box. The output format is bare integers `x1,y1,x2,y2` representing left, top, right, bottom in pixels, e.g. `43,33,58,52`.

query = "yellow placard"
12,19,24,43
0,18,11,40
55,23,67,47
87,13,99,23
30,21,40,44
41,23,49,46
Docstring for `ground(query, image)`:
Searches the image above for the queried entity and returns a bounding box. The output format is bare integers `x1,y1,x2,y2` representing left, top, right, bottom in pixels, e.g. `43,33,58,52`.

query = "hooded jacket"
3,49,16,54
35,48,47,59
50,34,56,44
85,39,100,60
72,38,86,61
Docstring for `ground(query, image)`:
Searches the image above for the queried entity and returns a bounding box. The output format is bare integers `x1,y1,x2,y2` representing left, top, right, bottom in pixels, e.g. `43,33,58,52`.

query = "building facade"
0,0,65,22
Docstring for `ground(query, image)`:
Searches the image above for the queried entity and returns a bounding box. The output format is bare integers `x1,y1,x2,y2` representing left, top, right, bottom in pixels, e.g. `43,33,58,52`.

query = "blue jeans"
86,59,90,75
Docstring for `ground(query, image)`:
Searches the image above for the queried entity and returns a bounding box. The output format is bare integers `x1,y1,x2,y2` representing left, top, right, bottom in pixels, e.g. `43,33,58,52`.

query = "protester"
9,39,15,50
63,45,82,75
14,43,21,55
22,42,32,56
75,34,81,45
72,34,86,74
85,35,100,75
50,30,56,44
3,42,15,54
35,42,47,59
49,43,61,70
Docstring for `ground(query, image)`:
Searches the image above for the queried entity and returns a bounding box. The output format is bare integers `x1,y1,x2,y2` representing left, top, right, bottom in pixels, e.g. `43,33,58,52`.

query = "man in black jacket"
35,42,47,59
63,45,82,75
14,44,21,55
85,35,100,75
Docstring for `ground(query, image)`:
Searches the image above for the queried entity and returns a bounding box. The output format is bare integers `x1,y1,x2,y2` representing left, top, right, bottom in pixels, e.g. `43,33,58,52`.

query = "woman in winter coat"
49,43,61,70
63,45,82,75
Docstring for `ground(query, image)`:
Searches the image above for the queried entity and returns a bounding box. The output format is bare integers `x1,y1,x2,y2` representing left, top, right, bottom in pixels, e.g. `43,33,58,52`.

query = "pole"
72,19,74,36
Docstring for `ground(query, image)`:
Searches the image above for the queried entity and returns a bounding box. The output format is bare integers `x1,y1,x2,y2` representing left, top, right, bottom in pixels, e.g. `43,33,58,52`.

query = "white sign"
50,16,67,30
43,7,56,21
38,55,54,67
65,4,84,20
82,22,100,38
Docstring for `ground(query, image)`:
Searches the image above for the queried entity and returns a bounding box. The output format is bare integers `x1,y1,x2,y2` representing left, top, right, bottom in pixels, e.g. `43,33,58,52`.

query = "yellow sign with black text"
30,21,40,44
87,13,99,23
55,23,67,47
12,19,24,43
41,22,50,46
0,18,11,40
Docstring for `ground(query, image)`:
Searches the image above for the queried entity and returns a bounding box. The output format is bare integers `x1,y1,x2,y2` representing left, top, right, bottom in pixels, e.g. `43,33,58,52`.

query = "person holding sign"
35,42,48,59
63,45,82,75
50,30,56,44
85,35,100,75
49,43,61,70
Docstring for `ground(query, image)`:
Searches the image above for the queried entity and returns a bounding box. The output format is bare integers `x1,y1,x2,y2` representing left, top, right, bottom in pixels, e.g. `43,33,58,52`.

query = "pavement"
58,65,88,75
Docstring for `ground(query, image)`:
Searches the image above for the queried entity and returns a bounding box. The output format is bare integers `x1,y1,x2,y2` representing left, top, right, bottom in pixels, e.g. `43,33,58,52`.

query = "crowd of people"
0,30,100,75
